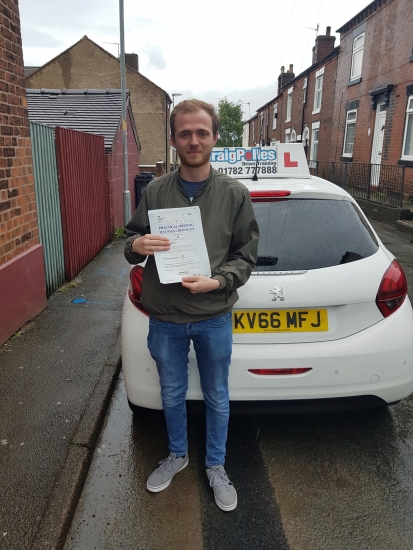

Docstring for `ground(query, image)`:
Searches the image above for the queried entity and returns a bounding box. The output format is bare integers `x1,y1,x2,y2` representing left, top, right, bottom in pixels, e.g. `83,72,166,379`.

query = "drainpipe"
300,71,309,155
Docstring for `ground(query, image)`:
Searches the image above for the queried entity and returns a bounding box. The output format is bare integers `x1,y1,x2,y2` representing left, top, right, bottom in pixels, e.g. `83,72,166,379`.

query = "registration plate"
232,309,328,333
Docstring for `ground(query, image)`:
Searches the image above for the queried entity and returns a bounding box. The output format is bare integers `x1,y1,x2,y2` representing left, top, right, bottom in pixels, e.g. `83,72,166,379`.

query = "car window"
253,199,379,271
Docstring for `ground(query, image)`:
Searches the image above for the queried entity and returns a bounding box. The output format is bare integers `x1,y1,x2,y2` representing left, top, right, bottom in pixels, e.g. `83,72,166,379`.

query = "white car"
121,145,413,412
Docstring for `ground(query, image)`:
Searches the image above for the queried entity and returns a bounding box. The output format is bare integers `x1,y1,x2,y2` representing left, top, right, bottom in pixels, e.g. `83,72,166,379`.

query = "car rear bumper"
122,295,413,410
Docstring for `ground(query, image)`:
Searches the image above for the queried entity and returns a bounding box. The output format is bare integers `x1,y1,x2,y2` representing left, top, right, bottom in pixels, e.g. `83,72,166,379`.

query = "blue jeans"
147,312,232,468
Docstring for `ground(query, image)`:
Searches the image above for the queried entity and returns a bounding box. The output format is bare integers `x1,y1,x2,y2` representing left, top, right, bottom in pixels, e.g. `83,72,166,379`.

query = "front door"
370,102,386,187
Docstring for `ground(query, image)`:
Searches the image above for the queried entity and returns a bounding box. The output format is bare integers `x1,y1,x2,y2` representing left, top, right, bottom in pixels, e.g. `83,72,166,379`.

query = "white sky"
19,0,369,118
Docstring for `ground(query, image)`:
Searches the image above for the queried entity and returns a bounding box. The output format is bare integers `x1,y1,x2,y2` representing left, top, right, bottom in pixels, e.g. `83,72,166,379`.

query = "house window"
303,78,308,104
350,33,365,81
343,109,357,156
302,126,310,147
272,104,278,130
310,121,320,168
286,87,293,122
313,67,324,113
291,129,297,142
285,128,291,143
252,122,255,143
401,95,413,159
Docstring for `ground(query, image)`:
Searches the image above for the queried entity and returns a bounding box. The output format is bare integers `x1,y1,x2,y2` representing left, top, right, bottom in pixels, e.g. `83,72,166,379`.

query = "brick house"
330,0,413,198
0,0,47,346
25,36,172,172
247,28,338,169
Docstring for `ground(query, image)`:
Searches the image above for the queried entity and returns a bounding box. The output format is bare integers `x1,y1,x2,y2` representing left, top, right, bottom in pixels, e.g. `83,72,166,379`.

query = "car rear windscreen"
254,198,379,271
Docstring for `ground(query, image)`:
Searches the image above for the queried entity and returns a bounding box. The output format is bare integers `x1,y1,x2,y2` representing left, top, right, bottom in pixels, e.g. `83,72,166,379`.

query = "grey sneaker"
206,465,237,511
146,452,189,493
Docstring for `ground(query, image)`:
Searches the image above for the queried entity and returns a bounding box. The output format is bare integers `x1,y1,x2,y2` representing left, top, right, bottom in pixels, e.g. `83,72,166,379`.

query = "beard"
177,148,212,168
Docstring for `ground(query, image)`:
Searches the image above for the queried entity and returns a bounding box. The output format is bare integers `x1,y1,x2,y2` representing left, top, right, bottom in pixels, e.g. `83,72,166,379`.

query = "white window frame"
401,95,413,160
285,128,291,143
252,121,255,143
309,121,320,168
313,67,324,114
303,78,308,104
342,109,357,157
286,86,293,123
272,103,278,130
302,126,310,146
350,32,365,81
291,129,297,143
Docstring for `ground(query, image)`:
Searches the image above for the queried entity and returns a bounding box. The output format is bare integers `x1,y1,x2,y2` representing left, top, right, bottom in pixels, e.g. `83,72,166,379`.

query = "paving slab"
0,238,128,550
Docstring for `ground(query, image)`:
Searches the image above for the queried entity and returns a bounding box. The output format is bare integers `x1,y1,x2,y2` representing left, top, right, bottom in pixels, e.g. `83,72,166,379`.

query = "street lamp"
171,93,182,170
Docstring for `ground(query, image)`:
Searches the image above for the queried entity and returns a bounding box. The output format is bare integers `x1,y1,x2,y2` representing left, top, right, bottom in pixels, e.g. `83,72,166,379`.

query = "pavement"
0,237,129,550
0,217,412,550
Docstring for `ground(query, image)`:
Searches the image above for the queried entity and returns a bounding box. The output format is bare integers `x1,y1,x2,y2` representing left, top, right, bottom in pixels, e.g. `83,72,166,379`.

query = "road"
64,221,413,550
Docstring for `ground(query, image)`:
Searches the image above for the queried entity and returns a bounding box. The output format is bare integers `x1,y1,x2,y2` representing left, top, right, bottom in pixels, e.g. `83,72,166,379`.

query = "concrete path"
0,238,129,550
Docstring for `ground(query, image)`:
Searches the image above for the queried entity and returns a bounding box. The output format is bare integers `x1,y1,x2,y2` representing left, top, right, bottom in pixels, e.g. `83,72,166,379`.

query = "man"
124,99,259,512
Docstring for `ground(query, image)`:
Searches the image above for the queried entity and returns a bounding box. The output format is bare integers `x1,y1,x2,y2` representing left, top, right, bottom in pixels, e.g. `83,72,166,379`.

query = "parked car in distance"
121,145,413,413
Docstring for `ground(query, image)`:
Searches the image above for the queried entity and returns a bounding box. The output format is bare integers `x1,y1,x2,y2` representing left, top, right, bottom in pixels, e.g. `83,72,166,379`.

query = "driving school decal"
210,147,277,178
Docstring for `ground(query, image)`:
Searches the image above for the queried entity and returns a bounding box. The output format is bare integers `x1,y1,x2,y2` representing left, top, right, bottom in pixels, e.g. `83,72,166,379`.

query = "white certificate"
148,206,211,284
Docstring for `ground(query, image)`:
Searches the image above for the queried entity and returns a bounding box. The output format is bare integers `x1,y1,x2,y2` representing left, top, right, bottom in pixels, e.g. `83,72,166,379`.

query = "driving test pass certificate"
148,206,211,284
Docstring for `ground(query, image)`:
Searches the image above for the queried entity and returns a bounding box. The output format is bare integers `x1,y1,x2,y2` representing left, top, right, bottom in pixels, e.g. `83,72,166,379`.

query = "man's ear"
170,134,175,146
213,133,219,145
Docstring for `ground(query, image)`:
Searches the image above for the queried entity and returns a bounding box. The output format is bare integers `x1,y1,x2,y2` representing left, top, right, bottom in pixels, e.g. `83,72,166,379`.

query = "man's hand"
181,276,220,294
132,234,170,255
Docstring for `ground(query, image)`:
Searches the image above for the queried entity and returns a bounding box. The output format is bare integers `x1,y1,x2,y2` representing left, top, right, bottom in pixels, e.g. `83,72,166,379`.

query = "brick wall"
330,0,413,197
0,0,39,265
0,0,46,346
107,109,140,229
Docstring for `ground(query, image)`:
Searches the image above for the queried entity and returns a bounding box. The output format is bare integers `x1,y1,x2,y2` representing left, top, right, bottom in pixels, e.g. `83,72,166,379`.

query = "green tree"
216,97,243,147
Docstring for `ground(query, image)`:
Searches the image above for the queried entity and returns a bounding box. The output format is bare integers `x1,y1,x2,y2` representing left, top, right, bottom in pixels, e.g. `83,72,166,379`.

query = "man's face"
171,109,218,169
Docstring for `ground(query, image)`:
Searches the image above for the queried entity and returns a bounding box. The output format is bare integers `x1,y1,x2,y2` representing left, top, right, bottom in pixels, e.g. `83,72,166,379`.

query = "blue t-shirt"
180,177,207,202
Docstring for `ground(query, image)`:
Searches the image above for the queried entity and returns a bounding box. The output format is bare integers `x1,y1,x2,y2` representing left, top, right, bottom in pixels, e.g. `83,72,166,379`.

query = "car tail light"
248,368,312,375
128,265,149,316
376,259,407,318
250,191,291,202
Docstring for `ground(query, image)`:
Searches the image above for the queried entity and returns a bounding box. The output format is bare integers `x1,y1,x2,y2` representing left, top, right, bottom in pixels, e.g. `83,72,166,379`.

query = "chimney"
125,53,139,73
312,27,336,64
278,64,295,92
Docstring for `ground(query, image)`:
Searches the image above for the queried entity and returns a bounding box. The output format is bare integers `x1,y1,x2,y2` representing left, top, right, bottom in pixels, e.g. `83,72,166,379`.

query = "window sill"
398,159,413,167
309,162,317,169
285,118,291,123
340,156,353,162
348,77,362,87
312,109,321,115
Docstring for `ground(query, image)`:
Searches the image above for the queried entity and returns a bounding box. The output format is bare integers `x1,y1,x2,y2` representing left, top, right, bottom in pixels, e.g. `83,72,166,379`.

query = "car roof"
239,175,351,202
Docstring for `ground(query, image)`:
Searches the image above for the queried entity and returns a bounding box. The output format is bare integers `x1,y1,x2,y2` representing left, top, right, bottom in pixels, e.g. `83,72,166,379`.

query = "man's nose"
189,133,199,145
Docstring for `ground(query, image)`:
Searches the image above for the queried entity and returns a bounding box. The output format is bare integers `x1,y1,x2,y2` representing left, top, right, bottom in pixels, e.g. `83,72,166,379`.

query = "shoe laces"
208,466,233,491
158,453,180,472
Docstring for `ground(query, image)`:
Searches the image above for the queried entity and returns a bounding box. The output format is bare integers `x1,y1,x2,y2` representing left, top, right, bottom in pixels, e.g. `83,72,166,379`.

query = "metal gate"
30,122,65,296
55,127,109,281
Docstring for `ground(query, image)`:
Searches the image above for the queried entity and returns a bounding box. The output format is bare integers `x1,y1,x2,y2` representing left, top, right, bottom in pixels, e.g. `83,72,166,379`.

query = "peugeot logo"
270,286,285,301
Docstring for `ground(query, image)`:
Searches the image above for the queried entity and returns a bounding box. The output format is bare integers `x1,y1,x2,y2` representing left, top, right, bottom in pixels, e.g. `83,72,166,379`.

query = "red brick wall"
0,0,46,345
251,52,338,164
0,0,39,265
330,0,413,195
107,109,140,230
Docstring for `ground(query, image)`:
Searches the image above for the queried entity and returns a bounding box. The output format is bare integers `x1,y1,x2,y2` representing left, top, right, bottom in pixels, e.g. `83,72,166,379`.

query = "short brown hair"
170,99,219,137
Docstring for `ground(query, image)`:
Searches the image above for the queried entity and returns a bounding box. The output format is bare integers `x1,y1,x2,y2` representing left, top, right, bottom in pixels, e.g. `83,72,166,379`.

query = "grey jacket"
124,168,259,323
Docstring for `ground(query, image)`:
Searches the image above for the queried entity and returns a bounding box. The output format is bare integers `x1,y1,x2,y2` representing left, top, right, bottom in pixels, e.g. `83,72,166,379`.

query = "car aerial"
121,144,413,413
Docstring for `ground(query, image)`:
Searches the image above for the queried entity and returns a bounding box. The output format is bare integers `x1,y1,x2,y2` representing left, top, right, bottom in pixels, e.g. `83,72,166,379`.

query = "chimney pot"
289,64,294,73
326,26,331,36
281,66,285,74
